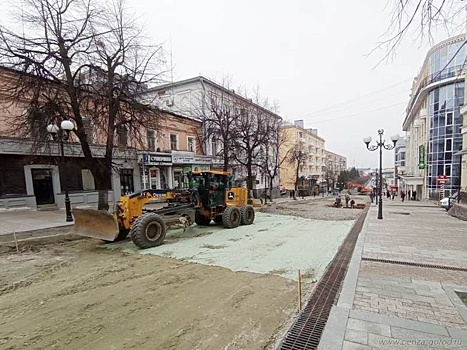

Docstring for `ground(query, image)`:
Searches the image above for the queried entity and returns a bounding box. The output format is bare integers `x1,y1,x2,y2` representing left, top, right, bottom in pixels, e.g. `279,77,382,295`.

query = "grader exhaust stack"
72,208,120,242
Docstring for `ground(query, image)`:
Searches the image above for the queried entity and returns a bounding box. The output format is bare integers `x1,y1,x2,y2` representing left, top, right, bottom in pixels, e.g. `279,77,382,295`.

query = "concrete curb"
318,204,371,350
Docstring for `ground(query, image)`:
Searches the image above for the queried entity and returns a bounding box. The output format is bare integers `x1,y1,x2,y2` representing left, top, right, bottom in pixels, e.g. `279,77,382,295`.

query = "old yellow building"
279,120,326,192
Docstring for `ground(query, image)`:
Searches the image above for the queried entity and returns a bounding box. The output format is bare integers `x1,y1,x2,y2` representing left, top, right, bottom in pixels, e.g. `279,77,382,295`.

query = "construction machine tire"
195,211,211,226
130,213,167,249
240,205,255,225
222,206,241,228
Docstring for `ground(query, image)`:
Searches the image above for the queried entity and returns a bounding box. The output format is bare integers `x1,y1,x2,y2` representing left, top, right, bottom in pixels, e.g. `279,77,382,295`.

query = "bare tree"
288,141,308,200
232,90,280,193
257,119,289,202
0,0,165,210
197,78,237,172
374,1,465,63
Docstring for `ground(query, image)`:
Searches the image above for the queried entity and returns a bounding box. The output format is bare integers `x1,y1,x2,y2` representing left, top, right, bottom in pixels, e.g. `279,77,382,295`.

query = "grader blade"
72,208,120,241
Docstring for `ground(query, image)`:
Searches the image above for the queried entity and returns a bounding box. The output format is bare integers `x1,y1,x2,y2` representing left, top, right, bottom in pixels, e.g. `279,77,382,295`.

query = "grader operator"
73,170,255,249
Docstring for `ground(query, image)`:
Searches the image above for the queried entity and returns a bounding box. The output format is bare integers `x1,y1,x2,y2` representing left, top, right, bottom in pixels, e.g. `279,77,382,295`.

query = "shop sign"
142,152,172,166
172,154,212,164
418,145,425,169
192,164,210,172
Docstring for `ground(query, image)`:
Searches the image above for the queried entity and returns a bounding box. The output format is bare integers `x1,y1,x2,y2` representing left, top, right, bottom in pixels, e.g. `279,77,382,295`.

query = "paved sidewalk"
319,198,467,349
0,209,73,237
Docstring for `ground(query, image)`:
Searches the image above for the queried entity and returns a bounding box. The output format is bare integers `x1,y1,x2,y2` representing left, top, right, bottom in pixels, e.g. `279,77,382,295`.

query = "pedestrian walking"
391,191,395,200
401,191,406,202
386,190,390,199
369,191,374,204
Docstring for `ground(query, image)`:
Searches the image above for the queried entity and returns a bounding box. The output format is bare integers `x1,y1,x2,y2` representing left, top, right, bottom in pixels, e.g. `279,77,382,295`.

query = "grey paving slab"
317,306,349,350
0,209,73,236
345,329,369,345
349,309,450,336
342,340,373,350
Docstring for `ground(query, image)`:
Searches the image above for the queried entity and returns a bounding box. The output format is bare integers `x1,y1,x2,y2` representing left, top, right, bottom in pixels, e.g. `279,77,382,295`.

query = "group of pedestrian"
369,189,412,204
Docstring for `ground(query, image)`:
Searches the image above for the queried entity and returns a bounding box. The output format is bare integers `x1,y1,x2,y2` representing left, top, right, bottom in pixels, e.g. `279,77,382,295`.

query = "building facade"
403,35,465,200
324,150,347,190
279,120,326,192
0,67,207,210
141,76,282,196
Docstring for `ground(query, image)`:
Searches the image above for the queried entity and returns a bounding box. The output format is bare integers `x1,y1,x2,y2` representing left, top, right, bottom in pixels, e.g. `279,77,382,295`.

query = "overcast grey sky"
125,0,465,168
2,0,463,168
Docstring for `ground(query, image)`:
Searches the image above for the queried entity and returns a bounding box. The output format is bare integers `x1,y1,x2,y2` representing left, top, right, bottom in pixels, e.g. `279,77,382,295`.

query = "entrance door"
32,169,54,205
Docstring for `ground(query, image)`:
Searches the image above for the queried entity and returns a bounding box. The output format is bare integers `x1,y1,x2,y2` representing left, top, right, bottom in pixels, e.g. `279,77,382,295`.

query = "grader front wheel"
130,213,167,249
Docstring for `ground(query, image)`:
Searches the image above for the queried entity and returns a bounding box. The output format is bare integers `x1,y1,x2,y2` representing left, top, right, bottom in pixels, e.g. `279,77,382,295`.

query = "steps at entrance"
37,204,59,211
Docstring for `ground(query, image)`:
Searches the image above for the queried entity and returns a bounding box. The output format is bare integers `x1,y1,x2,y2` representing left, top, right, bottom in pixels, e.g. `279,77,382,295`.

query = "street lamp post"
46,120,75,222
363,129,399,220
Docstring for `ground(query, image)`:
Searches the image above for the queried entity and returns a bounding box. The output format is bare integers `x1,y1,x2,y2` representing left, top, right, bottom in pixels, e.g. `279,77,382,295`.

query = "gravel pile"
262,197,366,221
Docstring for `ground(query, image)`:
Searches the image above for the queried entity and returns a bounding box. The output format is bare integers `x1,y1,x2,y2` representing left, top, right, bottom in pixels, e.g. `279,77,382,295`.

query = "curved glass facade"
429,40,465,82
427,82,464,198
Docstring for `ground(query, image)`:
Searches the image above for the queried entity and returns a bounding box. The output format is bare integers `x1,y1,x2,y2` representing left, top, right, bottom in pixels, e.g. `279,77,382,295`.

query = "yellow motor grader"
72,171,256,249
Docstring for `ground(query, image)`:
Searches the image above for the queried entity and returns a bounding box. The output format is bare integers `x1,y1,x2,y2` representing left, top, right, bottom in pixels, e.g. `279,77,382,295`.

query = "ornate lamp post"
363,130,399,219
46,119,75,222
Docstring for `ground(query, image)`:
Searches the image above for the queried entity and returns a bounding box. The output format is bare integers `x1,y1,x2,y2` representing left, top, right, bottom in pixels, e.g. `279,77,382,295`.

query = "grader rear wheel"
222,206,241,228
240,205,255,225
130,213,167,249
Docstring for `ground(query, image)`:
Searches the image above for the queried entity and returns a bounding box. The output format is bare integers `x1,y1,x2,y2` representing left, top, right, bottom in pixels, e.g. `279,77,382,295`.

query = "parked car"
439,192,458,210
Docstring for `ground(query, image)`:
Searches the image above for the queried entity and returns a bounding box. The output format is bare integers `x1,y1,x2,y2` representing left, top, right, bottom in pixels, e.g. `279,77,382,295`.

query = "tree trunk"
269,176,274,202
246,160,254,193
223,147,229,172
294,162,300,200
91,159,112,211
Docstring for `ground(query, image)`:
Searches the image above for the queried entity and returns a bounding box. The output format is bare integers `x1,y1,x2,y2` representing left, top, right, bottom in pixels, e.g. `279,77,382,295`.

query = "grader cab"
73,170,255,249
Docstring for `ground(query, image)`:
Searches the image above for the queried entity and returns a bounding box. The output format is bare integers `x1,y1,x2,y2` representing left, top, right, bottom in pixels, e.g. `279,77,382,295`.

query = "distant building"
279,120,326,192
324,150,347,190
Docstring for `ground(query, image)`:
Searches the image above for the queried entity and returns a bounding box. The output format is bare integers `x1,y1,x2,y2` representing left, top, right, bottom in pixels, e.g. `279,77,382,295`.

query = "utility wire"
305,89,408,119
310,101,406,124
296,78,412,118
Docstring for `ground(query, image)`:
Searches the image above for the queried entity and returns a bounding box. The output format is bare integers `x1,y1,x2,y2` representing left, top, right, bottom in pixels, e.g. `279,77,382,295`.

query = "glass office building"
427,41,465,198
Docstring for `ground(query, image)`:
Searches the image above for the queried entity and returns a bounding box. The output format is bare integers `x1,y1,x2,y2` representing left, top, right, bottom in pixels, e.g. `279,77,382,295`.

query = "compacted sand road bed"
0,237,297,350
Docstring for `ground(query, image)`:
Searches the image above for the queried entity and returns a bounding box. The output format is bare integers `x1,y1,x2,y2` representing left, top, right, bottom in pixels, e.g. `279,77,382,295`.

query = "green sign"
418,145,425,169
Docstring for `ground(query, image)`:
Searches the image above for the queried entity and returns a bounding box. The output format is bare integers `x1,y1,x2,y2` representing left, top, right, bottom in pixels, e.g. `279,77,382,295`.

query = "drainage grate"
277,207,369,350
361,257,467,272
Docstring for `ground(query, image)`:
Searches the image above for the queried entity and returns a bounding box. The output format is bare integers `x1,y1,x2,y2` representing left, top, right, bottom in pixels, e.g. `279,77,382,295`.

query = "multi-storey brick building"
0,67,208,209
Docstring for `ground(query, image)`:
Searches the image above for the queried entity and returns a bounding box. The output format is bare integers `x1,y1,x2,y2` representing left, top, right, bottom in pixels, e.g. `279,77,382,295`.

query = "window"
446,138,452,152
170,134,178,150
147,130,156,151
446,112,453,126
187,136,195,152
212,136,218,156
120,169,134,195
116,124,128,150
81,169,95,190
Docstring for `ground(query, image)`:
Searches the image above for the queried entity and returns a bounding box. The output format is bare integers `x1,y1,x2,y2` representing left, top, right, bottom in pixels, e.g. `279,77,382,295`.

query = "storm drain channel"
278,206,369,350
361,257,467,272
